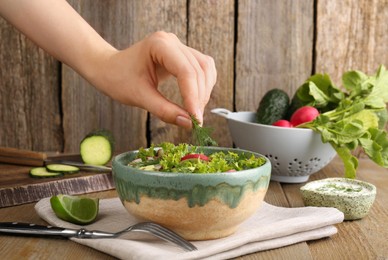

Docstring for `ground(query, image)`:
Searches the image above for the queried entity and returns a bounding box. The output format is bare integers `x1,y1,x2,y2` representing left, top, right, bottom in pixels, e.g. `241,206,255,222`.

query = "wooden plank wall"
1,0,387,154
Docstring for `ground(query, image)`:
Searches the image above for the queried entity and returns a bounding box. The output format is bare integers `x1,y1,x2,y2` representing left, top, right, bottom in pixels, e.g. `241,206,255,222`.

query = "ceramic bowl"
300,178,376,220
112,147,271,240
212,108,337,183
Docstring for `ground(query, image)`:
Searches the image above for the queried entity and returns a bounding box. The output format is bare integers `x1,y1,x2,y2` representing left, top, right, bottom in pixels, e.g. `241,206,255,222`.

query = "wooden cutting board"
0,157,115,208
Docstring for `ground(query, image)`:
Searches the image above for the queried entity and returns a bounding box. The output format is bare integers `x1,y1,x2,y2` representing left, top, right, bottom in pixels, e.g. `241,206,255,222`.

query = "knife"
0,146,111,172
0,222,112,238
0,222,199,251
0,146,49,166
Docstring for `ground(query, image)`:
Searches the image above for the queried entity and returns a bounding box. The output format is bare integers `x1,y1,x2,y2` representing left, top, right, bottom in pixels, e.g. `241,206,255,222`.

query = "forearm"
0,0,116,79
0,0,216,128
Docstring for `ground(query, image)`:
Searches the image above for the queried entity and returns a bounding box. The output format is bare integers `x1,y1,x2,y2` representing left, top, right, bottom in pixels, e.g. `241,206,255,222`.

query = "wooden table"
0,157,387,259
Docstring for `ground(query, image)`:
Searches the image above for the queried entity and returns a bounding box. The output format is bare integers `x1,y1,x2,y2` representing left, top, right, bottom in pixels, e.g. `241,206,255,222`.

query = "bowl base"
271,175,309,183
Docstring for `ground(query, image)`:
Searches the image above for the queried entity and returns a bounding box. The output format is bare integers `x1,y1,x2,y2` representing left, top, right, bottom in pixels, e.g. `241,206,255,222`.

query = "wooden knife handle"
0,147,47,166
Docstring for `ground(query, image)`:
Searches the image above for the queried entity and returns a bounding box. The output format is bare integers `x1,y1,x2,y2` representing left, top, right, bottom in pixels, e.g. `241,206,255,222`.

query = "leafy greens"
129,142,266,173
294,65,388,178
190,115,218,146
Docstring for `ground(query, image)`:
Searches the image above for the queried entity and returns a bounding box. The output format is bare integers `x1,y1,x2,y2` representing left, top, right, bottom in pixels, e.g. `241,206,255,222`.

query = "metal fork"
0,222,197,251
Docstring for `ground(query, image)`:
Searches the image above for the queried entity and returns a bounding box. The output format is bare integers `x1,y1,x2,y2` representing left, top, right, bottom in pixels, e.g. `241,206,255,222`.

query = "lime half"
50,194,99,225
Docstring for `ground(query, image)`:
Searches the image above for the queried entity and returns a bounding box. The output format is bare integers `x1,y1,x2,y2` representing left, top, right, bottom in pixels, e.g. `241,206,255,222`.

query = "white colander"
212,108,337,183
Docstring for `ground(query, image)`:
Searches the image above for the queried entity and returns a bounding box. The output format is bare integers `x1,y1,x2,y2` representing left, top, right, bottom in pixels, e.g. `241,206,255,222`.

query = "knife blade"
0,147,111,172
45,160,111,172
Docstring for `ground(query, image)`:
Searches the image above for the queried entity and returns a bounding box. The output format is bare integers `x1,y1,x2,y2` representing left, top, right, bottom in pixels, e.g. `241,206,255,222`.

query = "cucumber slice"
46,164,80,174
30,167,63,178
80,129,115,166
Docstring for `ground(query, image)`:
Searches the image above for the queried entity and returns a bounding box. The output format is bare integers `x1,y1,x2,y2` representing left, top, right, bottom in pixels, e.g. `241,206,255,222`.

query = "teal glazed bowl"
112,147,271,240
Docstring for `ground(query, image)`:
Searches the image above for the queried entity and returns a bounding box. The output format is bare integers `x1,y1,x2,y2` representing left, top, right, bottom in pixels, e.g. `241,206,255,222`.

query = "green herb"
295,65,388,178
191,115,218,146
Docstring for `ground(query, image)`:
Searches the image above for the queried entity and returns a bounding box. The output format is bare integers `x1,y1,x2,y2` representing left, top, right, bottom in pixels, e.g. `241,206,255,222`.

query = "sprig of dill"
190,115,218,147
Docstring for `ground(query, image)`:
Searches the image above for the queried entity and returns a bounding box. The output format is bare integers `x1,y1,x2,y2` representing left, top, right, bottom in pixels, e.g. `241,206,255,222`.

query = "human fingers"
136,84,193,129
88,40,192,128
187,47,217,112
175,44,207,124
148,32,209,124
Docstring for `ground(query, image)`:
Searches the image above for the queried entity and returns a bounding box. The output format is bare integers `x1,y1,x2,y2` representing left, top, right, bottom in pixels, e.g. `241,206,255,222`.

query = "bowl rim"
226,111,315,132
112,146,271,178
300,177,377,197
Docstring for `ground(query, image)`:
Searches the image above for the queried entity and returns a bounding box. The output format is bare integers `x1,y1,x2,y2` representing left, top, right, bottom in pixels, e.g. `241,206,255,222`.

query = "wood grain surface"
1,1,387,149
1,2,387,258
0,163,114,208
315,0,388,84
235,0,314,111
0,18,62,152
0,157,386,259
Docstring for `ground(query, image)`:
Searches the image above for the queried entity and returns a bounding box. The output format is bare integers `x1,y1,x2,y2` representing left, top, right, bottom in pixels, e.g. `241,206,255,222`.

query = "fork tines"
134,222,198,251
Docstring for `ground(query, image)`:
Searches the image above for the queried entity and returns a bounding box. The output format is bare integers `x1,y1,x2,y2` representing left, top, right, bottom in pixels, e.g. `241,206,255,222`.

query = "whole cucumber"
256,89,290,125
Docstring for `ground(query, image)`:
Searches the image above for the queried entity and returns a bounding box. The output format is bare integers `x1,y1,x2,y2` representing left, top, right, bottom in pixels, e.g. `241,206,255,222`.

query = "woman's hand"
90,32,217,129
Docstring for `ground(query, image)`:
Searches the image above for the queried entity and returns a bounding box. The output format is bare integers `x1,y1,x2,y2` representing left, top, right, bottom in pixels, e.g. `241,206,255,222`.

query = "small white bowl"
212,108,337,183
300,178,376,220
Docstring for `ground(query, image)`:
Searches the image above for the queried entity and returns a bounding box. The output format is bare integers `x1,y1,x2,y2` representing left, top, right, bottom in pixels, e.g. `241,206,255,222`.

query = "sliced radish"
181,153,209,162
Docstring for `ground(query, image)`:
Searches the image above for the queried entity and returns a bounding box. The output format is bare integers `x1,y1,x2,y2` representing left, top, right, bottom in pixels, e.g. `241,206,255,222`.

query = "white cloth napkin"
35,197,344,260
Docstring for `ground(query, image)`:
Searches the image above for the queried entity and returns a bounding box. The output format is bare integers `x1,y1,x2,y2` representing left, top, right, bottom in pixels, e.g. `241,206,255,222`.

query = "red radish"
181,153,209,162
272,120,293,128
290,106,319,126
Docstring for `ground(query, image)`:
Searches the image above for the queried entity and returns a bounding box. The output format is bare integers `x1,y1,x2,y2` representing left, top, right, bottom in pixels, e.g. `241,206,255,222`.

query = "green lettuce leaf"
342,70,368,94
334,145,358,179
299,65,388,179
375,109,388,129
346,110,379,130
373,65,388,103
288,74,344,117
359,128,388,167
